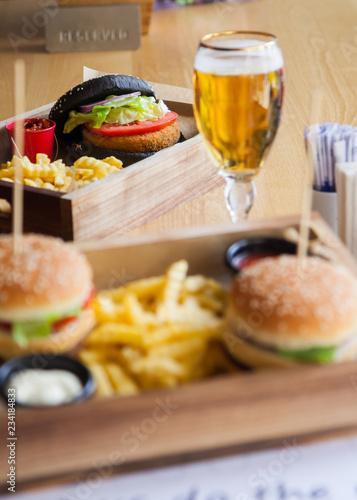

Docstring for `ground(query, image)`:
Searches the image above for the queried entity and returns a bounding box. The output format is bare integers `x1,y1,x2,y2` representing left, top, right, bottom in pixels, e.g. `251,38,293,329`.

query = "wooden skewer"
13,59,25,255
67,166,77,193
297,91,323,272
297,146,314,270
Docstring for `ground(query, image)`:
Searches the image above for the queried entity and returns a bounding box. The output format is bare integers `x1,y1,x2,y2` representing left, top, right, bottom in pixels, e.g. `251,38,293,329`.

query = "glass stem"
220,173,257,222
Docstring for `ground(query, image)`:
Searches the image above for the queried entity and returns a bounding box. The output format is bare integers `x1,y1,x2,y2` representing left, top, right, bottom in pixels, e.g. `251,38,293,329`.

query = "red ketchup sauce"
23,118,52,131
233,252,282,270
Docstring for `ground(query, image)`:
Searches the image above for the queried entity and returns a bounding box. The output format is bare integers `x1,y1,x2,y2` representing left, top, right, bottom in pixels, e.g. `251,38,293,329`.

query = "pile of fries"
0,154,123,193
78,260,237,397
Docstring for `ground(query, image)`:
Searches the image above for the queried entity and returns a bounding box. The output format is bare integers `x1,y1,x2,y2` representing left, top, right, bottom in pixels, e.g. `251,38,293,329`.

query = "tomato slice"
83,287,96,309
51,288,95,333
52,316,78,333
85,111,178,137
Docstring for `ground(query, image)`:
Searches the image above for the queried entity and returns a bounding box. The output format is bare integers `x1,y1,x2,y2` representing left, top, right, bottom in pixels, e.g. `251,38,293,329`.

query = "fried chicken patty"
82,122,181,153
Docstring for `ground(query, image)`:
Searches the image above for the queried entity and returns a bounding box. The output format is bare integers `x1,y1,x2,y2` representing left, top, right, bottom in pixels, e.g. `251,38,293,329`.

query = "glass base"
219,171,257,222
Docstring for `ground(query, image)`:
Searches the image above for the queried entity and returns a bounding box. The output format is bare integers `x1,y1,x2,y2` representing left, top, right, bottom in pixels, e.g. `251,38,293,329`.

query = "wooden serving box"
1,213,357,493
0,83,221,241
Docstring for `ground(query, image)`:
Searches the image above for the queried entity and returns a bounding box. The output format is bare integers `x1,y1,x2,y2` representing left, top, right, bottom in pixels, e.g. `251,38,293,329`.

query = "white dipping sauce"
8,369,83,406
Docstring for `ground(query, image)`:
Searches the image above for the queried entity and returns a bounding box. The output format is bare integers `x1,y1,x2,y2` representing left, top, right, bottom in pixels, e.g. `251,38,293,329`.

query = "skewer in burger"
225,254,357,368
49,74,181,167
0,234,95,360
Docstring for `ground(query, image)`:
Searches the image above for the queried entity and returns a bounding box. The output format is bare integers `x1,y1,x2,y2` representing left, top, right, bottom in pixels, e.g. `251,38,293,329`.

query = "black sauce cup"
0,354,96,408
226,236,298,273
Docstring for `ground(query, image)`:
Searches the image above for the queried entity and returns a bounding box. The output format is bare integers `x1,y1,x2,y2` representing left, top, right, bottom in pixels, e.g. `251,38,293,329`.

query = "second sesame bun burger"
225,255,357,369
0,234,95,360
49,74,181,167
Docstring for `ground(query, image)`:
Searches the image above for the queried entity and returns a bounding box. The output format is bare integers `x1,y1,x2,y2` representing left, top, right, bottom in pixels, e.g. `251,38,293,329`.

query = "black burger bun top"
49,74,156,141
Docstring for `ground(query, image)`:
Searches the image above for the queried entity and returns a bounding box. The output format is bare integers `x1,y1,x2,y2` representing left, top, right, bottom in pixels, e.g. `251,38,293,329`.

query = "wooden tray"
1,213,357,493
0,83,221,241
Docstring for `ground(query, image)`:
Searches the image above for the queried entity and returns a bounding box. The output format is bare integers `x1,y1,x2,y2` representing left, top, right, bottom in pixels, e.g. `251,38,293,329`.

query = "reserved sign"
45,5,141,53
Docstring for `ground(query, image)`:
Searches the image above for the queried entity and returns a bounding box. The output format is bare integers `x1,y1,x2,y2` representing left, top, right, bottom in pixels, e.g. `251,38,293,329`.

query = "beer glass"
193,31,284,221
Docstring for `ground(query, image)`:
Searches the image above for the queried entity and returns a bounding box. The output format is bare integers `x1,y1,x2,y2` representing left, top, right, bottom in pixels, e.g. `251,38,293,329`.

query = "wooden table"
1,0,356,235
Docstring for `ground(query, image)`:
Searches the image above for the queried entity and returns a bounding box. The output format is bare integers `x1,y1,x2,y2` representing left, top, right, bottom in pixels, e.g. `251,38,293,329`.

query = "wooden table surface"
1,0,357,237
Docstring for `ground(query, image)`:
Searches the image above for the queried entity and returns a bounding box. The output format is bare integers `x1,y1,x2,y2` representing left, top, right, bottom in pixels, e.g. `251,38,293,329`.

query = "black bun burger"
0,234,96,360
49,74,181,167
225,254,357,368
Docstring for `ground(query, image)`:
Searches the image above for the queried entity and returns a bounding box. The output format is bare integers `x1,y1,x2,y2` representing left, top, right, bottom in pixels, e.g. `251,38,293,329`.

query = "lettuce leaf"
12,307,82,346
13,320,53,346
278,345,336,363
63,96,169,134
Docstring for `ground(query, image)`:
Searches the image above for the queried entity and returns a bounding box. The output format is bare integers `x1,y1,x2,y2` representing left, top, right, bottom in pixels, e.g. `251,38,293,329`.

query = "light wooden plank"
1,361,357,489
69,134,222,240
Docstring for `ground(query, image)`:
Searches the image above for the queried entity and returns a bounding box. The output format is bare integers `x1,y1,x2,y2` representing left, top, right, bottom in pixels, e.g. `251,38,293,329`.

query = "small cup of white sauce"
0,355,96,408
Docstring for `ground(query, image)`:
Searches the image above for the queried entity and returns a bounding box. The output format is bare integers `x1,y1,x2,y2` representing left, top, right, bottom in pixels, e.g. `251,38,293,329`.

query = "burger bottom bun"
0,309,95,361
224,330,299,369
67,129,185,167
224,321,357,369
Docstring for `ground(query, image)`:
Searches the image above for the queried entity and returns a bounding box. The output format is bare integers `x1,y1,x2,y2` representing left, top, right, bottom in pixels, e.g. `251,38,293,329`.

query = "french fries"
78,260,238,397
0,154,123,193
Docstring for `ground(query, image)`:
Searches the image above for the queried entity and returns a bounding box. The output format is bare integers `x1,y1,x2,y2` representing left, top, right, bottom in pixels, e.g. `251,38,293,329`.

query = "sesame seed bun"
225,255,357,368
0,234,95,358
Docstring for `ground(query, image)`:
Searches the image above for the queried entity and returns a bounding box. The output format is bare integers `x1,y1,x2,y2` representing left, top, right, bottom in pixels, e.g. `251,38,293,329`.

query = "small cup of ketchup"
6,117,56,163
226,237,298,273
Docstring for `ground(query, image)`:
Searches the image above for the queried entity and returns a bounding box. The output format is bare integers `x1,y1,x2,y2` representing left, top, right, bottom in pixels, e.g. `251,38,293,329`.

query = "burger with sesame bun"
0,234,95,360
225,255,357,368
49,74,181,167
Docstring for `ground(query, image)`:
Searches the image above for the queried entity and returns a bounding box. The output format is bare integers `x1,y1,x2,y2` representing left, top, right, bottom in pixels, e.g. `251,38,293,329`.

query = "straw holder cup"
312,189,338,235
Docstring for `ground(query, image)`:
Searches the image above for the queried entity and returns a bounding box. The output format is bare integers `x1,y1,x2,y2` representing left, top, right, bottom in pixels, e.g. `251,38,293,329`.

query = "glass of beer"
193,31,284,221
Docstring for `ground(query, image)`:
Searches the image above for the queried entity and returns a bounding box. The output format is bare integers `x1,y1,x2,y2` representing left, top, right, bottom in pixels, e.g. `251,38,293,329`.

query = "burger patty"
82,122,181,153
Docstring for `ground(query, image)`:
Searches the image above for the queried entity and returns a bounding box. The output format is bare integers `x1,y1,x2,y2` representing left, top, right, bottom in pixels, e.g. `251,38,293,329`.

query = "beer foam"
194,39,283,75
